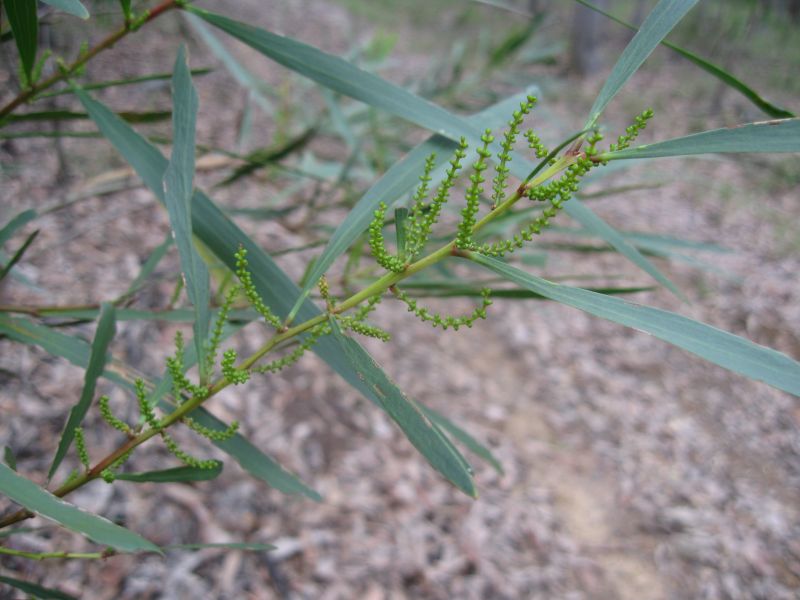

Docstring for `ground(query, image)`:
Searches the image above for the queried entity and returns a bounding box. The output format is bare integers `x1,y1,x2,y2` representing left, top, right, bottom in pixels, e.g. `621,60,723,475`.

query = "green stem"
0,546,110,560
0,0,179,122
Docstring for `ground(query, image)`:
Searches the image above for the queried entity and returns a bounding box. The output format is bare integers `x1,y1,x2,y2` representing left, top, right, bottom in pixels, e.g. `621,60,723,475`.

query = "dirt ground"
1,1,799,599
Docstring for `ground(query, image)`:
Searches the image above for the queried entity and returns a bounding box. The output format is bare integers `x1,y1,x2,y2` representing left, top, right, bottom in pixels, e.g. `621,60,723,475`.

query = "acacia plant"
0,0,799,594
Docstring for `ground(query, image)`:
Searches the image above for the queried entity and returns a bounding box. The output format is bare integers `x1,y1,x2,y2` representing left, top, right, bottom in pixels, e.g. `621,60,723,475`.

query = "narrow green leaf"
72,90,168,197
0,575,77,600
6,109,171,124
3,446,17,471
185,5,482,143
0,315,104,375
0,228,38,282
116,463,223,483
603,118,800,160
165,401,323,500
0,313,322,501
488,12,544,67
184,12,274,115
420,405,503,475
585,0,699,128
5,0,38,85
164,47,211,381
40,0,89,19
0,463,160,553
400,281,652,299
118,231,173,301
573,0,794,119
119,0,132,20
215,126,317,188
0,306,256,324
165,542,275,551
0,208,37,247
565,198,683,300
470,253,800,397
47,303,117,481
0,526,40,539
37,69,213,99
550,225,731,254
329,319,475,496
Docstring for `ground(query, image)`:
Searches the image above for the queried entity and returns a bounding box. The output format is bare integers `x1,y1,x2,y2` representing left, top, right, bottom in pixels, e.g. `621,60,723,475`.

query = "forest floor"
1,1,799,599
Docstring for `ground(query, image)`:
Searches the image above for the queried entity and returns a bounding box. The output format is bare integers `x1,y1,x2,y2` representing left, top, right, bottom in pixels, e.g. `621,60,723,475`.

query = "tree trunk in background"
765,0,800,21
567,0,608,76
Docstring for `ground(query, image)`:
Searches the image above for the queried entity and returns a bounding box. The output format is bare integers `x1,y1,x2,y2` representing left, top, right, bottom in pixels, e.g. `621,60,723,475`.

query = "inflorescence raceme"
367,98,654,264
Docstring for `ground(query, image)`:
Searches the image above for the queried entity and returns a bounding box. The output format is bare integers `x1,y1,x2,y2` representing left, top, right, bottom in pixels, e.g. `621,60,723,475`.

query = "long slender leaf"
164,47,211,381
185,5,483,143
6,109,172,124
0,228,38,282
184,12,274,115
329,319,475,496
399,281,652,299
73,88,503,482
604,118,800,159
0,208,37,247
0,314,321,501
565,198,683,299
0,306,257,323
470,253,800,397
119,231,173,300
161,392,322,500
5,0,38,85
3,446,17,471
585,0,699,128
165,542,275,551
420,404,503,474
37,69,213,99
119,0,132,19
40,0,89,19
47,303,116,481
573,0,794,119
0,575,77,600
0,462,160,553
116,463,223,483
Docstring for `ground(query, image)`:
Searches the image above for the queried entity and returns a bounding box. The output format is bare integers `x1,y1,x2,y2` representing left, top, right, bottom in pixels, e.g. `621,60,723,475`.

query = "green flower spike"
135,378,161,430
74,427,91,471
235,246,282,328
492,96,537,207
221,349,250,385
318,275,335,311
160,430,219,470
392,287,492,331
101,449,133,483
368,202,406,273
254,323,331,374
339,317,391,342
206,283,241,379
183,417,239,442
524,129,550,159
99,395,133,435
406,138,469,261
456,129,495,250
608,108,654,153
